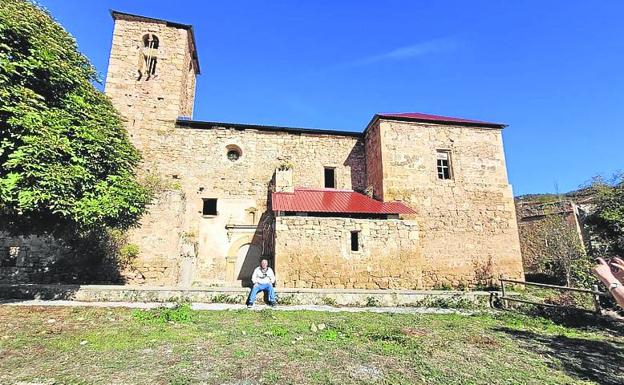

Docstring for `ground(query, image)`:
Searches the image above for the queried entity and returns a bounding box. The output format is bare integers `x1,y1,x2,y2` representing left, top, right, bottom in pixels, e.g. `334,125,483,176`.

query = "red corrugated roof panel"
377,112,505,128
272,188,416,215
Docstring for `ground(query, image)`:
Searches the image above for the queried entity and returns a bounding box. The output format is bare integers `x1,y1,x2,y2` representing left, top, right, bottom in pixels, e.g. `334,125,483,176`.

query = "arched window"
138,34,159,80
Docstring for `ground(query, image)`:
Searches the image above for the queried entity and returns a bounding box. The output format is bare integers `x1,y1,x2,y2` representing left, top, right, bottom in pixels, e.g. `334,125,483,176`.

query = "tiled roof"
272,188,416,215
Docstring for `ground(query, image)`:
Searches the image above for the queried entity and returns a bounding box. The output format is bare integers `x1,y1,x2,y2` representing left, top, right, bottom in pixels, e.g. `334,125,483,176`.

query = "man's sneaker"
268,302,276,307
246,304,253,309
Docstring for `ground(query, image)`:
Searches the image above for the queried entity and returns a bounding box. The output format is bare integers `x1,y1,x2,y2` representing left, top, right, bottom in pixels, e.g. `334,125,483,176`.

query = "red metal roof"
272,188,416,215
376,112,505,128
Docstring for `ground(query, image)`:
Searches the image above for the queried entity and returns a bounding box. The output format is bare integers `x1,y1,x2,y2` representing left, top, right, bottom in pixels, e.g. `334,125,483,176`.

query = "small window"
1,246,18,267
138,34,159,80
350,231,360,252
226,145,242,162
324,167,336,188
436,150,452,180
202,198,218,216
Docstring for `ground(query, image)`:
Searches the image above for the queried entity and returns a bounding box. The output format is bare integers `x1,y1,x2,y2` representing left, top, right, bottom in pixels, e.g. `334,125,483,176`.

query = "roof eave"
273,209,412,215
364,114,507,136
176,119,362,138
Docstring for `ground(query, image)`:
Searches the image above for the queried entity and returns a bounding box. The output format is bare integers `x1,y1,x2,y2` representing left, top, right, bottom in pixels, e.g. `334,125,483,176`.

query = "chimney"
275,164,294,193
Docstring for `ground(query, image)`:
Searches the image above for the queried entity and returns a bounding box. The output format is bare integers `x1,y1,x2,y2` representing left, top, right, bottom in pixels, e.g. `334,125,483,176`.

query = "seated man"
246,258,276,308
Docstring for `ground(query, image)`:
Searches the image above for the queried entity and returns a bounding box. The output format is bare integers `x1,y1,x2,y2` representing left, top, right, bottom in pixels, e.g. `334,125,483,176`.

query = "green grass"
0,305,622,384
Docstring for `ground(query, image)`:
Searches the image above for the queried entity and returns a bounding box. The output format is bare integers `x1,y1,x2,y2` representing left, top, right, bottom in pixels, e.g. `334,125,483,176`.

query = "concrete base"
0,284,493,308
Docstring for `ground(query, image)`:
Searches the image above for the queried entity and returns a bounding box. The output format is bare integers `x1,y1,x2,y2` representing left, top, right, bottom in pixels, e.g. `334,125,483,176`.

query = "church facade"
1,10,524,289
104,11,524,289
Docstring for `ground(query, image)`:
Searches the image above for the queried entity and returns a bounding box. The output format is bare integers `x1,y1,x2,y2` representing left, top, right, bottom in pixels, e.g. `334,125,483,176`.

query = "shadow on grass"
0,283,81,302
496,327,624,385
505,306,624,338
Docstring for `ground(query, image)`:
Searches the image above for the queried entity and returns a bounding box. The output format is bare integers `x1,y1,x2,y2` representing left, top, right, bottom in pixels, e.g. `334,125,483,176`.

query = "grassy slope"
0,306,622,385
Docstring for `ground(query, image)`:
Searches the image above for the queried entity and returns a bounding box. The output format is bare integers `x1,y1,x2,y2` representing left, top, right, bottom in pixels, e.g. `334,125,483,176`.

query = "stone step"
0,284,495,307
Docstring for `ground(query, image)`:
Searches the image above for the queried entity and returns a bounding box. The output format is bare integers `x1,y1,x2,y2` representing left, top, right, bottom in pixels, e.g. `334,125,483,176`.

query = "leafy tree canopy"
0,0,149,234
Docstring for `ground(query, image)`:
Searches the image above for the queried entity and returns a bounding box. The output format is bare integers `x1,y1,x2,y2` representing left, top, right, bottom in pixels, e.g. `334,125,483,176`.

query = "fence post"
592,284,601,315
500,276,507,309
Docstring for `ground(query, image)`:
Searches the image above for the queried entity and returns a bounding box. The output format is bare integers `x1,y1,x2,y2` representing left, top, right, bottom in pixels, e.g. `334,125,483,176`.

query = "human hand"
592,258,620,287
610,257,624,282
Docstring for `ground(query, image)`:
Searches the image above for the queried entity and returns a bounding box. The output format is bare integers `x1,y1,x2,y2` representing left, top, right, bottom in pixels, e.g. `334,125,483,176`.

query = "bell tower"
104,11,200,133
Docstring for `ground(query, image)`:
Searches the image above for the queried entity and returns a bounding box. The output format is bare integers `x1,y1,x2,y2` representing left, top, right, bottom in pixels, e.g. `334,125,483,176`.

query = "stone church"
1,10,525,289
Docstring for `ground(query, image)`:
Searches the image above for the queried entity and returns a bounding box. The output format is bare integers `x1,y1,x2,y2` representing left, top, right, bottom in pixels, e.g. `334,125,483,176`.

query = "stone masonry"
275,217,421,289
366,119,525,287
0,10,525,289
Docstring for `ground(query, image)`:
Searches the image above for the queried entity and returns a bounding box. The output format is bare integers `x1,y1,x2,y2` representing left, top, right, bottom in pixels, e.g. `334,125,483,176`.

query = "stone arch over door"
226,236,262,287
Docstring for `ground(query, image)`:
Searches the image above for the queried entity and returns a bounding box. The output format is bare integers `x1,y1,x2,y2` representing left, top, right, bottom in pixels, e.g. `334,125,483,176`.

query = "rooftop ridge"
293,187,355,193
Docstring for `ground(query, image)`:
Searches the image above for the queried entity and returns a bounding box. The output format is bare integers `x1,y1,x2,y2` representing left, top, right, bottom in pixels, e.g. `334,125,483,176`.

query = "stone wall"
137,126,366,286
274,216,421,289
376,119,524,287
364,119,384,200
177,41,197,118
0,234,68,283
0,233,123,284
104,14,197,128
125,190,187,285
104,14,366,287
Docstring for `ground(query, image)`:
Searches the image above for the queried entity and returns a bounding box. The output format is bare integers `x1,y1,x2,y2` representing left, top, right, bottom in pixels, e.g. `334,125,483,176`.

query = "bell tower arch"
104,11,200,133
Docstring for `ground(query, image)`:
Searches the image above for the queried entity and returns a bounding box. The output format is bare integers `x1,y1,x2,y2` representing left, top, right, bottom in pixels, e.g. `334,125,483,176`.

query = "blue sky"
40,1,623,196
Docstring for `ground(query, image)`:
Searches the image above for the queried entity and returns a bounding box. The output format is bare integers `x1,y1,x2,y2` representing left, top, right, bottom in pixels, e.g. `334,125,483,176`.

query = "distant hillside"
515,186,595,205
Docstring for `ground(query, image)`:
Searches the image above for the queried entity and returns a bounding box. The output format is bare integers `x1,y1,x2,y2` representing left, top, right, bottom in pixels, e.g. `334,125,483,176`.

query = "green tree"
0,0,149,235
589,173,624,256
534,213,592,287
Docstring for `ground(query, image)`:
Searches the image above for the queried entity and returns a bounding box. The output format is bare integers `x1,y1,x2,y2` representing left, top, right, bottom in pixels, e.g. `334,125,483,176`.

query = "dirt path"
0,299,482,314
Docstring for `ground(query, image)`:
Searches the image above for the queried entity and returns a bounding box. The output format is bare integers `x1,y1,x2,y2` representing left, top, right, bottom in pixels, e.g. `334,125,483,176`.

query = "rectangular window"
436,150,452,180
202,198,218,216
324,167,336,188
350,231,360,251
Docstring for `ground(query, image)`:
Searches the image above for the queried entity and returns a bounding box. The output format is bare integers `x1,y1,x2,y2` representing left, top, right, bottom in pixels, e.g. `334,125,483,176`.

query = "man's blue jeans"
246,283,276,305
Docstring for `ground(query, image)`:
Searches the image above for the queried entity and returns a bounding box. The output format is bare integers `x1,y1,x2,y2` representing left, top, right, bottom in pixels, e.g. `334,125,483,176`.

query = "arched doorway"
235,243,262,287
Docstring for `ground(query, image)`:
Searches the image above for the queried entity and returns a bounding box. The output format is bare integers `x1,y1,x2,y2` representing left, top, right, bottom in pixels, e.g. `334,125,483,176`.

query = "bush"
118,243,140,266
321,297,337,306
319,329,339,341
211,294,243,304
0,0,149,234
587,174,624,256
365,296,381,307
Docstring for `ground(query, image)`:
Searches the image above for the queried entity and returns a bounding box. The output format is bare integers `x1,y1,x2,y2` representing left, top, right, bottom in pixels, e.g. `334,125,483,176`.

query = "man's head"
260,259,268,269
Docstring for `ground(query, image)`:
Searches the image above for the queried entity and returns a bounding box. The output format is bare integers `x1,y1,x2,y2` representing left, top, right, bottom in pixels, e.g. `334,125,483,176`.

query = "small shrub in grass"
414,295,479,309
132,303,194,324
367,330,408,344
276,294,297,305
319,329,339,341
271,326,289,337
169,375,192,385
211,294,244,304
365,296,380,307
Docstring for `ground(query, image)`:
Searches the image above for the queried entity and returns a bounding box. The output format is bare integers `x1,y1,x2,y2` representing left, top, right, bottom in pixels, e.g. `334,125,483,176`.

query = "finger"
613,257,624,265
595,257,608,266
611,262,624,270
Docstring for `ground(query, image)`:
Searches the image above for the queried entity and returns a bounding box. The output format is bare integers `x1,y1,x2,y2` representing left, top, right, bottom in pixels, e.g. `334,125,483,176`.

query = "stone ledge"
0,284,496,307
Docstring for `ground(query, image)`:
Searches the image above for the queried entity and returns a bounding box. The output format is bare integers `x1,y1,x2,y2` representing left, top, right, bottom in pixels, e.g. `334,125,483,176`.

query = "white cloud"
354,38,458,65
